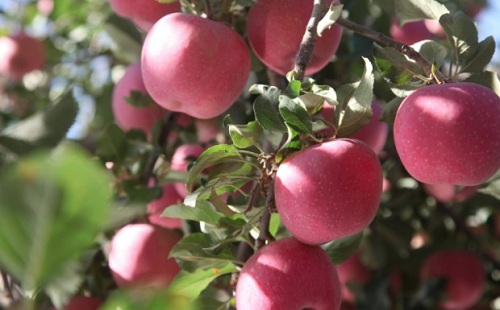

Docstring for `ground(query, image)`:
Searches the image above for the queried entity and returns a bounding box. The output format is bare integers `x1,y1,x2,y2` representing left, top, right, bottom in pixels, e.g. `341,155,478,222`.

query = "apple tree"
0,0,499,309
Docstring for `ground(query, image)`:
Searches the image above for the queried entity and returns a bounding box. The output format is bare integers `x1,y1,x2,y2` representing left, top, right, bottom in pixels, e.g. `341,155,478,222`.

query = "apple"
147,184,183,229
336,253,373,303
141,13,250,119
0,33,45,80
390,19,434,45
394,82,500,186
423,183,477,203
56,296,102,310
108,0,180,31
108,223,181,288
275,138,383,245
112,63,166,135
171,144,205,198
420,250,485,310
37,0,54,15
235,237,342,310
247,0,343,76
195,118,221,143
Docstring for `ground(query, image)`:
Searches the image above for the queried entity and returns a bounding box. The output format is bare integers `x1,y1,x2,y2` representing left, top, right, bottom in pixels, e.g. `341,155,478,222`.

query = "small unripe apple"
108,223,181,288
0,33,45,79
171,144,205,197
141,13,250,119
108,0,180,31
394,82,500,186
56,296,102,310
275,138,383,245
147,184,183,229
420,250,485,310
112,63,166,135
247,0,343,76
236,237,342,310
390,19,434,45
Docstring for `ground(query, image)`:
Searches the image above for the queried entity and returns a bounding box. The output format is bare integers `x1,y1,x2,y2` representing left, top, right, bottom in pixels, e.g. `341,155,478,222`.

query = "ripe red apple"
247,0,343,76
56,296,102,310
195,118,221,143
423,183,477,203
108,0,180,31
147,184,183,229
275,138,383,245
0,33,45,79
420,250,485,310
236,237,342,310
112,63,166,135
108,223,181,288
171,144,205,197
390,19,434,45
141,13,250,119
336,253,373,303
394,82,500,186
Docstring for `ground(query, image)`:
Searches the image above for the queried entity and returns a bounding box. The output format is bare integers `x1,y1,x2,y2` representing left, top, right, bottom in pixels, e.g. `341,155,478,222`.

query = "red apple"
420,250,485,310
141,13,250,119
171,144,205,198
108,0,180,31
390,19,434,45
147,184,183,229
336,253,373,303
195,118,221,143
236,237,342,310
394,82,500,186
0,33,45,79
108,223,181,288
56,296,102,310
112,63,166,135
275,138,383,245
247,0,343,76
423,183,478,203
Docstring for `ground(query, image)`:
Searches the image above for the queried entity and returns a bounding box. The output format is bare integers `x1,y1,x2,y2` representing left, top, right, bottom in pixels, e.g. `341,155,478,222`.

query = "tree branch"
293,0,329,81
335,16,447,82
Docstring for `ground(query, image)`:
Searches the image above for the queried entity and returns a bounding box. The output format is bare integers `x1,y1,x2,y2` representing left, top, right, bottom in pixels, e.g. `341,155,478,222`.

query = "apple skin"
390,19,434,45
108,223,181,288
171,144,205,198
236,237,342,310
247,0,343,76
420,250,485,310
275,138,383,245
422,183,477,203
394,82,500,186
141,13,250,119
108,0,180,31
0,33,45,79
112,63,166,135
56,296,102,310
336,253,373,303
147,184,183,229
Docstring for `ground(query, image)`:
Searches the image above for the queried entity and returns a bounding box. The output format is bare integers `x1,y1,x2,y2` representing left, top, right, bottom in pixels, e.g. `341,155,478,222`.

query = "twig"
335,16,447,82
255,179,276,250
293,0,329,81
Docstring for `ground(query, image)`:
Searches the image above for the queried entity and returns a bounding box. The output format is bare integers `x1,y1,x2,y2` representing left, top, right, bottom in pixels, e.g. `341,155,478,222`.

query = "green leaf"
464,71,500,96
95,123,127,162
124,90,154,108
0,145,111,290
440,12,478,64
104,14,142,63
323,232,363,264
279,96,312,134
168,263,236,300
414,40,448,68
460,36,496,73
121,180,162,202
268,213,281,237
380,96,404,126
395,0,449,24
0,91,78,149
317,4,343,36
253,86,287,132
52,0,72,18
310,84,338,105
228,121,263,149
373,45,425,85
101,289,196,310
45,260,85,309
169,233,236,272
0,136,37,158
285,80,302,98
336,57,375,137
162,201,225,225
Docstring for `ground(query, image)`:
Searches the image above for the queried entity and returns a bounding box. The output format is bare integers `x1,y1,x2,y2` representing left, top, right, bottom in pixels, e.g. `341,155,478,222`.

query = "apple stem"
335,17,447,83
293,0,328,82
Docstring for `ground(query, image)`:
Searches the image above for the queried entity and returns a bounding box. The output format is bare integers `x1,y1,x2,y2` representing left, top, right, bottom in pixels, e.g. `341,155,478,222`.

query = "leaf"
101,289,196,310
460,36,496,73
0,91,78,149
440,12,478,64
104,14,142,63
335,57,375,137
45,260,85,309
121,179,162,202
168,263,236,300
478,176,500,200
285,80,301,98
253,86,287,132
0,145,111,290
162,201,225,225
279,96,312,134
395,0,449,24
310,84,338,105
124,90,154,108
52,0,72,18
317,4,343,36
95,123,127,162
323,232,363,264
373,45,425,85
380,96,404,126
413,40,448,68
228,121,263,149
464,71,500,96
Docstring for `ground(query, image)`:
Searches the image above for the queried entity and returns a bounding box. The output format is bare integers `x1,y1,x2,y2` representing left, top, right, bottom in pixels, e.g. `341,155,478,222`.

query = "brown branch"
255,179,276,250
335,16,447,82
293,0,329,81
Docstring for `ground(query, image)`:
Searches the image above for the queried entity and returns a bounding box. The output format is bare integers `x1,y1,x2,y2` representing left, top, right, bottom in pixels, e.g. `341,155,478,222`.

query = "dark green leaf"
464,71,500,96
373,46,425,85
395,0,449,24
124,90,154,108
278,96,312,134
228,121,263,149
253,86,287,132
121,180,162,202
380,97,404,126
440,12,478,64
104,14,142,63
95,123,127,162
460,36,496,73
323,233,363,264
414,40,448,68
